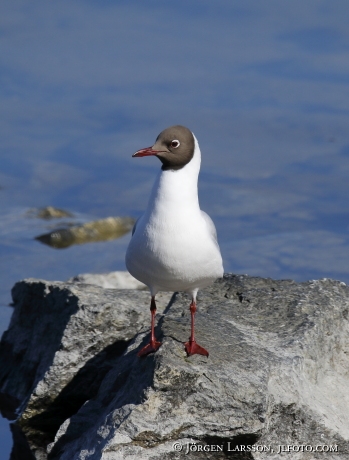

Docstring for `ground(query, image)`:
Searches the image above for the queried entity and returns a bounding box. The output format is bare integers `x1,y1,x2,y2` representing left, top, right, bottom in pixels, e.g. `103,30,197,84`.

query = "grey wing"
201,211,219,246
132,217,140,236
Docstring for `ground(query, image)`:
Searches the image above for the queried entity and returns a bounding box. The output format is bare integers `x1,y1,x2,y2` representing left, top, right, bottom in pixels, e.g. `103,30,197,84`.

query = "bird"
125,125,224,357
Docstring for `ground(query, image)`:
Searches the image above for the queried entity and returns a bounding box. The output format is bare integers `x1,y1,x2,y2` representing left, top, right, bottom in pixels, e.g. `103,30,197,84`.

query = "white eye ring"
170,140,180,148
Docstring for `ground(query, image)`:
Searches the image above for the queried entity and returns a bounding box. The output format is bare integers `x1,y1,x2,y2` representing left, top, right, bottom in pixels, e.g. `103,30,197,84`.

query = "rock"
0,278,171,458
1,274,349,459
67,271,146,290
35,216,135,249
9,424,36,460
26,206,75,220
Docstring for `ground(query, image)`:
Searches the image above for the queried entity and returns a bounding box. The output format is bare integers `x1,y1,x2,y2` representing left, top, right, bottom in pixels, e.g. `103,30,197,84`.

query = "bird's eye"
170,140,180,149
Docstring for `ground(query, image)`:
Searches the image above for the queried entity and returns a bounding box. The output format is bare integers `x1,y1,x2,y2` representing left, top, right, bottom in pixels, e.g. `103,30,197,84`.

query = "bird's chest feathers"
144,206,202,256
141,169,201,251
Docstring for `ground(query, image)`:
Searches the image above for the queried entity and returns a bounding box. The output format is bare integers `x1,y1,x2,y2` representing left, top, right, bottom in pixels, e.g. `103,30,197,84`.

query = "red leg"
138,296,162,357
184,299,209,357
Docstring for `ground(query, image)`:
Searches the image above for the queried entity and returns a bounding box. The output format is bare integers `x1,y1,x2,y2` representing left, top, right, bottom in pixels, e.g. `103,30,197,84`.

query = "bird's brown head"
132,125,195,170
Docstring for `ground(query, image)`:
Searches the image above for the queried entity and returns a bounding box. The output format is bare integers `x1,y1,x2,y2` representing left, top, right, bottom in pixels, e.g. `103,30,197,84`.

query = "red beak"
132,147,159,158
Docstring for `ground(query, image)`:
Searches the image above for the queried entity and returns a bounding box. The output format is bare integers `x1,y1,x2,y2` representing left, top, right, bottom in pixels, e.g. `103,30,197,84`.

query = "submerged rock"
0,274,349,459
26,207,74,219
35,216,135,249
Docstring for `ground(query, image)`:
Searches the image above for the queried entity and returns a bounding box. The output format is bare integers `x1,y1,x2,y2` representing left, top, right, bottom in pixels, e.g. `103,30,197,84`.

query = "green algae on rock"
35,216,135,248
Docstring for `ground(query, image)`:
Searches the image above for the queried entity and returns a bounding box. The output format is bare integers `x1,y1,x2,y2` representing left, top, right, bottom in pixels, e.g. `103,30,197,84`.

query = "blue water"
1,1,349,457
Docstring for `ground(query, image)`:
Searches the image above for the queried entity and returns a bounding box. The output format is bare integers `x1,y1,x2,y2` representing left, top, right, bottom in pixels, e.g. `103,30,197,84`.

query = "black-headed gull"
126,125,224,357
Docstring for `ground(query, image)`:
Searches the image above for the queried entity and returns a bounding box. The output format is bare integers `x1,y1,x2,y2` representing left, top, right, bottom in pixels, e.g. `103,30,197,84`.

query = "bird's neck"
145,138,201,217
